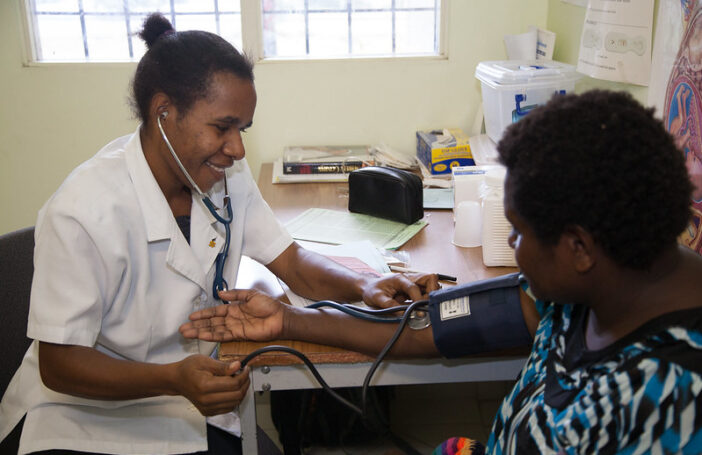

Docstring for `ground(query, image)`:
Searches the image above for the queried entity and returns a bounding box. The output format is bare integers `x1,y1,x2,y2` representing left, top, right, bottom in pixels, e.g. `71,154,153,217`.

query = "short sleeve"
238,163,293,265
27,208,109,347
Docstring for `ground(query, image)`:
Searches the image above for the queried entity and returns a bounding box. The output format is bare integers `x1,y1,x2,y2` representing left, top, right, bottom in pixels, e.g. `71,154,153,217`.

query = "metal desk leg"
240,384,258,454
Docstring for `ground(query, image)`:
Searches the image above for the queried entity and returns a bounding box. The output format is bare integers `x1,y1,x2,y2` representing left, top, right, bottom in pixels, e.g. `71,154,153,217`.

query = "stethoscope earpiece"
155,108,233,301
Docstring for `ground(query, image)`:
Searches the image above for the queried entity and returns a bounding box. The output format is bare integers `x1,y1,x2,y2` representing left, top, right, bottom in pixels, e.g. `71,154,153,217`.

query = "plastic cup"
453,201,482,248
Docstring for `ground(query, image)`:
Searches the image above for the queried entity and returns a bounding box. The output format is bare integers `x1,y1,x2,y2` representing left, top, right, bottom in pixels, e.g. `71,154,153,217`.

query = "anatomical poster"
652,0,702,254
577,0,654,86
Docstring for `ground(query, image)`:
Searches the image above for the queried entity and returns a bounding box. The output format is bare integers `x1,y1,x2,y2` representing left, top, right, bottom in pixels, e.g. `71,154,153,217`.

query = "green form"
284,208,427,250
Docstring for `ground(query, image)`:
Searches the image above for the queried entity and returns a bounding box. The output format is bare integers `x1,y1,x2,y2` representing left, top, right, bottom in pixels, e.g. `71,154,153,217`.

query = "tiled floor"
255,380,516,455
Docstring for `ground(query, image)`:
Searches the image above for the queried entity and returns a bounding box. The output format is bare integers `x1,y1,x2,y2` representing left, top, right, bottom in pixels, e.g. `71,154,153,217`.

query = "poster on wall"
576,0,654,86
653,0,702,254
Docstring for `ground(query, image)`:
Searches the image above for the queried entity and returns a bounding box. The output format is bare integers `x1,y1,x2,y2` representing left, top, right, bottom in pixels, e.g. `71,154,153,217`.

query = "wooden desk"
226,163,523,453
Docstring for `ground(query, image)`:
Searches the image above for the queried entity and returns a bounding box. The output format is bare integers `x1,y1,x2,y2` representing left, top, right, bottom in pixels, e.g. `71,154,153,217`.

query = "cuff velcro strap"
428,273,531,358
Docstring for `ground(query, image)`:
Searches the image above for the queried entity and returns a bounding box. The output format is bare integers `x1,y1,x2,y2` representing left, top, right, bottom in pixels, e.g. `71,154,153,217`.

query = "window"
261,0,442,59
25,0,242,62
23,0,443,63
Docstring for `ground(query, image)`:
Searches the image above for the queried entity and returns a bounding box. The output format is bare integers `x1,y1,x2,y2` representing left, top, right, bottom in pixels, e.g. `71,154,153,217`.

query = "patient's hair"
130,13,254,124
497,89,692,269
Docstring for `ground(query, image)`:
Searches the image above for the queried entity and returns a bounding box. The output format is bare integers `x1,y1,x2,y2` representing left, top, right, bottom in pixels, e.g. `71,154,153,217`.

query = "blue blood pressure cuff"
428,272,532,358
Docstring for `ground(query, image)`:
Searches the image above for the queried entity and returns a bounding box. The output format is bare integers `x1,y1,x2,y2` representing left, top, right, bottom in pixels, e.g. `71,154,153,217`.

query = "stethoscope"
157,111,233,300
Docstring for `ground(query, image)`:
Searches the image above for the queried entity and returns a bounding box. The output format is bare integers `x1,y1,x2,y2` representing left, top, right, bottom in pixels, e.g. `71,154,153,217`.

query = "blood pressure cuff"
427,272,532,358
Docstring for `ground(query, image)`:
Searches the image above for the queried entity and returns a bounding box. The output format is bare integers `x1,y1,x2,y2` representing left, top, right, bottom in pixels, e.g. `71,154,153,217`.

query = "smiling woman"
132,14,256,215
0,11,439,455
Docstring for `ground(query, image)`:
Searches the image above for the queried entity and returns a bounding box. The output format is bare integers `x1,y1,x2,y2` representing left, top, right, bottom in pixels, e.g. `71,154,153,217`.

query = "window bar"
434,0,439,53
123,0,134,59
78,0,89,58
169,0,176,29
304,0,310,55
215,0,221,36
391,0,396,54
347,0,352,55
28,0,41,60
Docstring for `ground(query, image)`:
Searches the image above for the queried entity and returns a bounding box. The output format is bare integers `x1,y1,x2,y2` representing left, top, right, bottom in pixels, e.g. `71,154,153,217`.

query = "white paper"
504,29,537,60
278,240,390,308
577,0,654,86
530,25,556,60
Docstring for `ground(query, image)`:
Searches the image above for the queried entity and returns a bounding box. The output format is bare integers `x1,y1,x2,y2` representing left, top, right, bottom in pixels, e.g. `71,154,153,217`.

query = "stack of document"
285,208,427,250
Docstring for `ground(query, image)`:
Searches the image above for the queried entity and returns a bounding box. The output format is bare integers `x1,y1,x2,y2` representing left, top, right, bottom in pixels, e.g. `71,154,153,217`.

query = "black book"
282,145,374,175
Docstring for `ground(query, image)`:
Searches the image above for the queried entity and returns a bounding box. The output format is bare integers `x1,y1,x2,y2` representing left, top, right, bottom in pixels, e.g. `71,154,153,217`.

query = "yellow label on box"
416,128,474,175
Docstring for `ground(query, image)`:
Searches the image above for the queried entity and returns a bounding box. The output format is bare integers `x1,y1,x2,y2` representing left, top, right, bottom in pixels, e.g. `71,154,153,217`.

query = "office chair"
0,226,34,454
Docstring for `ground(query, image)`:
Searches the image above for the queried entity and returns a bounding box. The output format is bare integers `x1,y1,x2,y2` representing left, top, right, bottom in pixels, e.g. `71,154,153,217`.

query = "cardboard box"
416,128,474,175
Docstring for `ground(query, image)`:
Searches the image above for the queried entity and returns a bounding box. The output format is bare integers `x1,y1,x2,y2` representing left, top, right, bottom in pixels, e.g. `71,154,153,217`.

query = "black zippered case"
348,166,423,224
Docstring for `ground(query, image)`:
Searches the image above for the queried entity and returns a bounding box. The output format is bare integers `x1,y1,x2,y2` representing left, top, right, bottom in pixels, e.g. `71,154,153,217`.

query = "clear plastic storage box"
475,60,581,143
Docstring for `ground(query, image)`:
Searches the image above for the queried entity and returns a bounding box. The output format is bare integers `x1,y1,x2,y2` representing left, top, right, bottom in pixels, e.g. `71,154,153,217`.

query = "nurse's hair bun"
138,13,175,49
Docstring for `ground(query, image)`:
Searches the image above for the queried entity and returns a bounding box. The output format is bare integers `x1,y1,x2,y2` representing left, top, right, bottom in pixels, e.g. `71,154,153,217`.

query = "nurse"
0,13,437,455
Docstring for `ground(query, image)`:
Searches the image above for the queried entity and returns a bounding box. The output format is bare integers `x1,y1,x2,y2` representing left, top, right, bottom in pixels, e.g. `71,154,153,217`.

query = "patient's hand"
179,289,285,342
362,272,440,309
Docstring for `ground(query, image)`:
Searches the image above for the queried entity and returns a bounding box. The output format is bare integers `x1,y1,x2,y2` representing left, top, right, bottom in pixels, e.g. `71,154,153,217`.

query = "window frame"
19,0,449,66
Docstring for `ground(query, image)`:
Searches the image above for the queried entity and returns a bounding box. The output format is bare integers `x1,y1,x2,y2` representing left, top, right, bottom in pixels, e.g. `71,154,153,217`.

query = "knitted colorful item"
432,437,485,455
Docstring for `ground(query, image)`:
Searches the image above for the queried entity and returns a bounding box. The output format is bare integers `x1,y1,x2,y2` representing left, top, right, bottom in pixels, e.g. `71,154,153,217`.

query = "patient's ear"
562,225,596,273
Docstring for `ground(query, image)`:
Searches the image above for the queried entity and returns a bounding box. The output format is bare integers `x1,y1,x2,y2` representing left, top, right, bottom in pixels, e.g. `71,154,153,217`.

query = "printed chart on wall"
654,0,702,254
577,0,654,86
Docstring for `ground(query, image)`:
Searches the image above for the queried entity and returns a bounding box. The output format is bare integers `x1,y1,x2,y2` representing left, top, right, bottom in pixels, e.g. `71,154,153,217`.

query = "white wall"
1,0,550,234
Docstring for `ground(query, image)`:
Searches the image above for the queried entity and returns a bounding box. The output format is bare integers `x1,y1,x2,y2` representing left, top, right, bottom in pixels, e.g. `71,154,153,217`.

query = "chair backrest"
0,226,34,452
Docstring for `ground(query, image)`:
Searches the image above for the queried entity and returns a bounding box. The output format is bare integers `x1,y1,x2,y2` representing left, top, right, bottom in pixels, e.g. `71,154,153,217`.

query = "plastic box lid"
475,59,581,87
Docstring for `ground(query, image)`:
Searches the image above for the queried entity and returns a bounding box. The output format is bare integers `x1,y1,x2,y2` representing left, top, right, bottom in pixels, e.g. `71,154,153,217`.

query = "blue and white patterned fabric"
486,292,702,454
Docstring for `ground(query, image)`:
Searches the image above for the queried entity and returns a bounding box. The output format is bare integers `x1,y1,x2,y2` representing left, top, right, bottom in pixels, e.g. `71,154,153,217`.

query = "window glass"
35,14,84,61
263,11,306,57
351,11,392,55
83,0,124,13
174,0,213,13
25,0,440,62
261,0,441,58
175,13,218,34
308,0,346,11
396,10,436,54
84,14,131,60
128,0,171,14
396,0,436,8
34,0,78,12
218,13,243,50
262,0,304,13
129,14,148,57
352,0,391,10
218,0,241,13
308,12,348,56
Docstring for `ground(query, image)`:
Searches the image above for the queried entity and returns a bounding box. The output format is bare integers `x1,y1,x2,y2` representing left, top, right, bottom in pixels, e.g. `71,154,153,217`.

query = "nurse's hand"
174,354,250,416
179,289,285,342
362,272,440,309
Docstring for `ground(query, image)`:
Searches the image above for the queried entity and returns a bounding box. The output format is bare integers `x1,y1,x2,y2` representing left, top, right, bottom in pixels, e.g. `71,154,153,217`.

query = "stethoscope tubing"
157,114,233,300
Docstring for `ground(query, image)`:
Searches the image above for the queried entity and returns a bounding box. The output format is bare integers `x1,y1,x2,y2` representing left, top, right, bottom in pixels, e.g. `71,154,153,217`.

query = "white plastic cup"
453,201,482,248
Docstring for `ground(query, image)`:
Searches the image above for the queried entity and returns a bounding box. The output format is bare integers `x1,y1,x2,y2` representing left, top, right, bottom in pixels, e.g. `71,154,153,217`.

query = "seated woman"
181,90,702,454
0,13,437,455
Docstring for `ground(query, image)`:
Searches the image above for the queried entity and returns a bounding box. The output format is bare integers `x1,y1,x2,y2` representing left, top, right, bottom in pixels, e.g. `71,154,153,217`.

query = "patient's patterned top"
487,298,702,454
